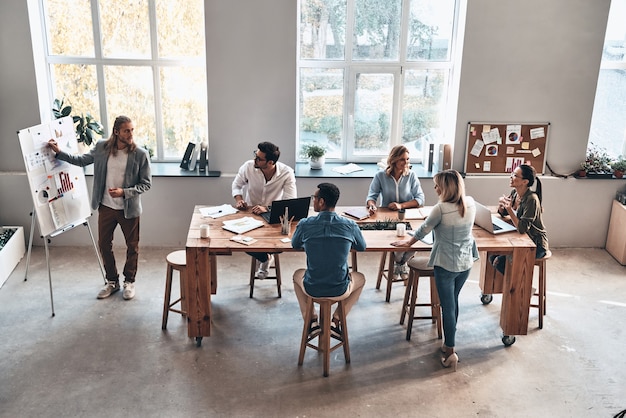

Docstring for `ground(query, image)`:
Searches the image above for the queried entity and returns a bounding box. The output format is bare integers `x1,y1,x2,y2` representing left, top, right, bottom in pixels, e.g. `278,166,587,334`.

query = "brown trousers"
98,205,140,283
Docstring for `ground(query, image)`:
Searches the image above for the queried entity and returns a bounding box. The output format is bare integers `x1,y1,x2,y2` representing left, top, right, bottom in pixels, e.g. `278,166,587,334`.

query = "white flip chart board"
18,116,92,237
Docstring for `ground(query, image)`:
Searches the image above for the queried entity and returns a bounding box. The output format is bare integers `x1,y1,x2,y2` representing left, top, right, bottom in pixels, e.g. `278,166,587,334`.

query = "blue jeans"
434,266,471,348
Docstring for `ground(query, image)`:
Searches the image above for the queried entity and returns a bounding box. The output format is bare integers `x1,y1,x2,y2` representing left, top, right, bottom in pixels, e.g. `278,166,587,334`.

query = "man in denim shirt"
292,182,366,333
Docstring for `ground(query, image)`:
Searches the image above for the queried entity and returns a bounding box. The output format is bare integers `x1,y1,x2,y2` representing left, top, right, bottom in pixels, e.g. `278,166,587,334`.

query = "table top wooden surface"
186,205,535,253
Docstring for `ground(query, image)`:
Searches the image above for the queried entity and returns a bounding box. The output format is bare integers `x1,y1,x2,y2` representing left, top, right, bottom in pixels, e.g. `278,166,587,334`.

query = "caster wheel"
502,335,516,346
195,337,203,347
480,293,493,304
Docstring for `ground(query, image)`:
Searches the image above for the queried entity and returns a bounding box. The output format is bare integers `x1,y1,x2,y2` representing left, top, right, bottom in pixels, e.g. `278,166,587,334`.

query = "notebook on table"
474,201,518,235
261,197,311,224
343,207,370,220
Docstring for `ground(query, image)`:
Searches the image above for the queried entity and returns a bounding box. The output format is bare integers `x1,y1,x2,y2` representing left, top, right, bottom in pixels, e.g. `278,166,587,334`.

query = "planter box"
0,226,25,288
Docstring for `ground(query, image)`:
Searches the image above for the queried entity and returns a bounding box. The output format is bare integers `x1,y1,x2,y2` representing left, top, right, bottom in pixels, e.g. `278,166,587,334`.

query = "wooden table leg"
185,246,212,345
499,245,535,336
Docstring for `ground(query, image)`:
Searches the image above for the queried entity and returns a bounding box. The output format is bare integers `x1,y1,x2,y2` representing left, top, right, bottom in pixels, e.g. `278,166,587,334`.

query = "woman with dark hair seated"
491,164,549,274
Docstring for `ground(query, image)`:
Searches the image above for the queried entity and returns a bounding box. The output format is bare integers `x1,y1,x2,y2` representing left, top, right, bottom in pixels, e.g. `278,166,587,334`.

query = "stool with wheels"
400,255,442,341
162,250,187,330
249,253,282,298
530,250,551,329
298,297,350,377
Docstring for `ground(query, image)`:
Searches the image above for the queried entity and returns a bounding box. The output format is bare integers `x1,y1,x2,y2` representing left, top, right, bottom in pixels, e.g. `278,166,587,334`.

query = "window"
297,0,460,163
31,0,207,161
589,0,626,158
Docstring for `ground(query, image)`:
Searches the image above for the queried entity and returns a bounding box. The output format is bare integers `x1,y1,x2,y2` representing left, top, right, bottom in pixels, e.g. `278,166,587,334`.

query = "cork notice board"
464,122,549,175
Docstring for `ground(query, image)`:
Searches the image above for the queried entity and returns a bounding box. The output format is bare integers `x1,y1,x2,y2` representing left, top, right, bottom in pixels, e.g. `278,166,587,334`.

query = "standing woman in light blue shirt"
392,170,477,372
366,145,425,279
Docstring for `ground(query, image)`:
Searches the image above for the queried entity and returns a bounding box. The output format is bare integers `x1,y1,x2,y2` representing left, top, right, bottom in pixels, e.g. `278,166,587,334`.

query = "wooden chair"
530,250,552,329
298,297,350,377
162,250,187,330
400,255,442,341
375,251,406,302
249,253,282,298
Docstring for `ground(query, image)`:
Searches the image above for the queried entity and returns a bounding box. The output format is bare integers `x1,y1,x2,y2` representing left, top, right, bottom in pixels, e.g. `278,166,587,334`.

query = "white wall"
1,0,625,249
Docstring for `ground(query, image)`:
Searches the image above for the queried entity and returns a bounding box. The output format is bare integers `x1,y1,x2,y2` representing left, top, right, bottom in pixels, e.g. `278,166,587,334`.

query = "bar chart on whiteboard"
18,116,92,237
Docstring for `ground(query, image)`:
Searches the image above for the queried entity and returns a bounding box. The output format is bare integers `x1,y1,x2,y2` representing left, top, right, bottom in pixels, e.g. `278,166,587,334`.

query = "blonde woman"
366,145,425,279
392,170,477,371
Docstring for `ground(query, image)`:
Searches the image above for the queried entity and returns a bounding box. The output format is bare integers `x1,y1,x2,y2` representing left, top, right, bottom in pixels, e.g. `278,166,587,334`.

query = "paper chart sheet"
18,116,92,237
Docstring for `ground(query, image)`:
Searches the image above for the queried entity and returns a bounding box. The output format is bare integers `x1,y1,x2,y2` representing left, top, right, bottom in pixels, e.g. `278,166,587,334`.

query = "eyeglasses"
311,194,319,200
510,173,522,179
253,150,266,162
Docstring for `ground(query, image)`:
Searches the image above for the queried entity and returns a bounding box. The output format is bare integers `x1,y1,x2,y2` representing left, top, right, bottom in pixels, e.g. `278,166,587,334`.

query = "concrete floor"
0,246,625,418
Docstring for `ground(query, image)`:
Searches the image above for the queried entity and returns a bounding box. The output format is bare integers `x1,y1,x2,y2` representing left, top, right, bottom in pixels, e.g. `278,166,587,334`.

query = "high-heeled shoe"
440,352,458,371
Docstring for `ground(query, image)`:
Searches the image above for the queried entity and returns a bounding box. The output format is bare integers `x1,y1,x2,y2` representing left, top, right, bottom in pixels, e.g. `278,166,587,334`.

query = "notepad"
222,217,264,234
343,207,370,220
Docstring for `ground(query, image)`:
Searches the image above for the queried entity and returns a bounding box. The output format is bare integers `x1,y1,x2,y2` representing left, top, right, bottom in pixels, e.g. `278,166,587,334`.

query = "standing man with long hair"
49,115,152,300
392,170,477,371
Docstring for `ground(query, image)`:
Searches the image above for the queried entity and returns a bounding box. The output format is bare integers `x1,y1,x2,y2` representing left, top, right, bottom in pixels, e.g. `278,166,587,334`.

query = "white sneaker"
122,281,135,300
97,281,120,299
256,255,273,279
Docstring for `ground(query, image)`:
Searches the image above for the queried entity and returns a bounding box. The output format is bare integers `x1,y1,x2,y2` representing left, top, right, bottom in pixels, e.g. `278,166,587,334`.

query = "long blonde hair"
434,169,467,217
385,145,411,177
105,115,136,156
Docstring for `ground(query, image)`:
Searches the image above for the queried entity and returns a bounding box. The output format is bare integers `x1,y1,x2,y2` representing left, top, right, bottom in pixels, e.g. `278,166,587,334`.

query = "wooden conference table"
185,205,535,346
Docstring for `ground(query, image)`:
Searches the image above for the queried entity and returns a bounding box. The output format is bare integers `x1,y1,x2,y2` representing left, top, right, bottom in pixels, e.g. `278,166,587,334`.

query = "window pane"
50,64,100,118
156,0,206,58
99,0,151,58
353,0,402,61
44,0,94,56
161,67,208,159
407,0,455,61
589,70,626,157
300,0,347,60
104,66,155,150
353,73,394,155
402,69,448,155
299,68,344,159
602,0,626,62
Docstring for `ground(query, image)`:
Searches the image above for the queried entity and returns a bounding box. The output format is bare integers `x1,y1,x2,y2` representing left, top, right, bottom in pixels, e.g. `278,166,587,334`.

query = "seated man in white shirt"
232,141,297,278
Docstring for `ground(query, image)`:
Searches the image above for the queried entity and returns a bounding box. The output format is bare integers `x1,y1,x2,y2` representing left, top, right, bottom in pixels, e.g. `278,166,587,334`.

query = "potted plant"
300,143,327,170
578,143,612,178
52,98,105,150
611,157,626,179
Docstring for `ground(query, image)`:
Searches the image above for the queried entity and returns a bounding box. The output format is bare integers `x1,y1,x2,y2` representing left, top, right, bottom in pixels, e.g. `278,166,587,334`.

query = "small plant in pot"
611,157,626,178
52,98,104,150
578,142,612,178
300,143,327,170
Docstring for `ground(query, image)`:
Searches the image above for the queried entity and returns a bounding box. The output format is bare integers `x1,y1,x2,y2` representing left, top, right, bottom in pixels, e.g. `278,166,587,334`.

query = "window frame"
296,0,461,165
27,0,208,162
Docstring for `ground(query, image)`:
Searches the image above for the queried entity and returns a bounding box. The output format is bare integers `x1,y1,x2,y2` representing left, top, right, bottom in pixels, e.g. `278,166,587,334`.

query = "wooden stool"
375,251,406,302
249,253,282,298
400,256,442,341
298,297,350,377
162,250,187,330
530,250,551,329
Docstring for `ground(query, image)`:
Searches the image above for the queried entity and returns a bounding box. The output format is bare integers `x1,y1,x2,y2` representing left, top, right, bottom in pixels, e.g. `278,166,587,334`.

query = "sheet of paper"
200,204,238,218
332,163,364,175
470,139,484,157
530,127,545,139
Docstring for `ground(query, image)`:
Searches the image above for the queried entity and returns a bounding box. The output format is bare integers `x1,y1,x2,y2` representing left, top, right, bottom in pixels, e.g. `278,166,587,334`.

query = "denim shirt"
291,211,367,297
366,170,425,207
412,198,479,272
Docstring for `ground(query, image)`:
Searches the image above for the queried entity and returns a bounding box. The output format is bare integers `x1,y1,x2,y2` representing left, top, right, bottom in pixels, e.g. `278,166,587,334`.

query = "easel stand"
23,208,105,317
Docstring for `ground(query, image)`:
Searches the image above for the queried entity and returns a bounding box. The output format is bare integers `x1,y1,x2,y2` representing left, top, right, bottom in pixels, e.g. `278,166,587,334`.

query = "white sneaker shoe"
97,281,120,299
256,255,273,279
122,281,135,300
400,263,409,280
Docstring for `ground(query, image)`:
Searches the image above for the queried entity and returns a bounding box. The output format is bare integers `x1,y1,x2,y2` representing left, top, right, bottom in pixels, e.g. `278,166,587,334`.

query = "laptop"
474,201,518,235
261,197,311,224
